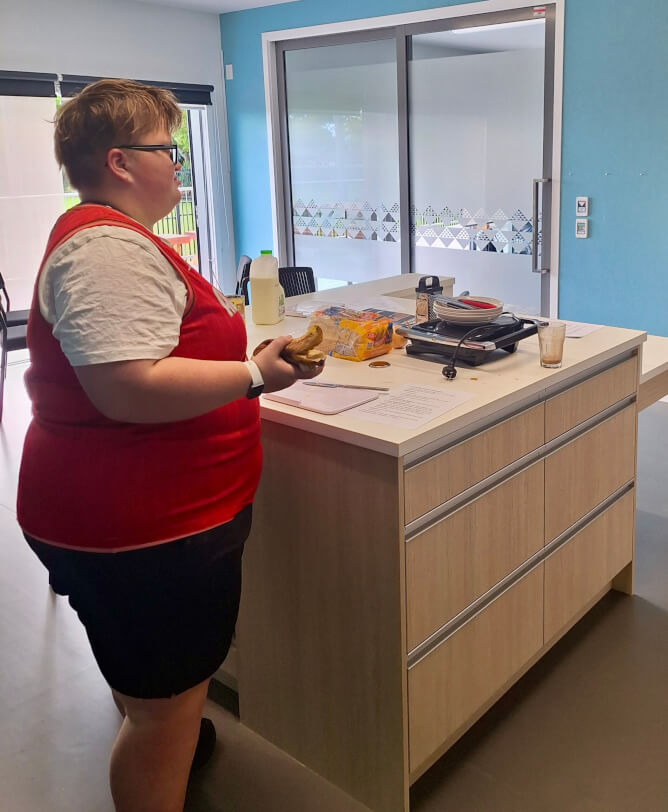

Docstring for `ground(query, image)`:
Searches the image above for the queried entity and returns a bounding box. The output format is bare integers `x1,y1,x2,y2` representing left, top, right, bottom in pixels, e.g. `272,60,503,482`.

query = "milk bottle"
249,250,285,325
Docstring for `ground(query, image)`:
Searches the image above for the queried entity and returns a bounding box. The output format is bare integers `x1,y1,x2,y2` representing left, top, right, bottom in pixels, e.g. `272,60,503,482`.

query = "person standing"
16,78,321,812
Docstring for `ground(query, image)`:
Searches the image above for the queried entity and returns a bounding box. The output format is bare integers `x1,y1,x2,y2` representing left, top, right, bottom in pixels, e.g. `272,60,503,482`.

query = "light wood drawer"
404,403,544,523
545,355,637,441
408,565,543,776
544,404,636,543
544,490,634,643
406,461,544,651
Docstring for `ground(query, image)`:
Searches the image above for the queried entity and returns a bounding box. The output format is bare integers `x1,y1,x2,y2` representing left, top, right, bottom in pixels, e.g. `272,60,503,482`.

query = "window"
0,73,218,309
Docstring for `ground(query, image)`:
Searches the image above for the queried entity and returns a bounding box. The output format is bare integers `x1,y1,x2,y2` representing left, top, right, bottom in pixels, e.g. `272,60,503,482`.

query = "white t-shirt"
38,226,187,366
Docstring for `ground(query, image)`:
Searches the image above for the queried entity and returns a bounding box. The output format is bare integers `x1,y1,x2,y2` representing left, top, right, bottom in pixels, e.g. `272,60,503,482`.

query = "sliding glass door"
280,37,401,288
408,13,552,314
275,5,555,314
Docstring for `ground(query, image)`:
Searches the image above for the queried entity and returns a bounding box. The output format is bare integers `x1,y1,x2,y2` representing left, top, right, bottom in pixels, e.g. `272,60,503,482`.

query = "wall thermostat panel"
575,218,589,238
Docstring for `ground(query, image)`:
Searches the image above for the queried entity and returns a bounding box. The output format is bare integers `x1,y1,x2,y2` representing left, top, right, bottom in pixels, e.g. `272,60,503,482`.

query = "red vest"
17,204,262,552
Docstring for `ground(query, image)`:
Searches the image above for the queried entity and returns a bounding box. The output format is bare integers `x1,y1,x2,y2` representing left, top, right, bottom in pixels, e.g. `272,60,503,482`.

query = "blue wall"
221,0,668,334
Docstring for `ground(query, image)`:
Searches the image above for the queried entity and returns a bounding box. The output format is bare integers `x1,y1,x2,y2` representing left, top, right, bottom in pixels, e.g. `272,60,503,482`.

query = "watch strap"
244,359,264,399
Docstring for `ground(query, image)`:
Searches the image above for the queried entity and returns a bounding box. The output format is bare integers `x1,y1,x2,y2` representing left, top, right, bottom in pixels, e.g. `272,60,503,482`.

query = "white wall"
0,0,236,293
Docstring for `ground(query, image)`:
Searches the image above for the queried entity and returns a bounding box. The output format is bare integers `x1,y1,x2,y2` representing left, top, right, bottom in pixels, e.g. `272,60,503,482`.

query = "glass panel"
186,107,219,288
153,109,198,269
0,96,65,309
409,19,546,314
284,39,400,287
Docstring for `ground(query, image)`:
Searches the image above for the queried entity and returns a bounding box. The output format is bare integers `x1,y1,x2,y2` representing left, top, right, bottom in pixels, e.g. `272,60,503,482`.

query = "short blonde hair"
54,78,183,190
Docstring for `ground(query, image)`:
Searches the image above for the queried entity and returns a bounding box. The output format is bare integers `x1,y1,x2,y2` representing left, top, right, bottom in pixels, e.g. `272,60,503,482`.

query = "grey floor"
3,357,668,811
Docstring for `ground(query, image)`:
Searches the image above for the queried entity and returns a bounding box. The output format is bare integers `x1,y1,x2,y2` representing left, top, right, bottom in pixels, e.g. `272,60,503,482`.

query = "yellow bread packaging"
308,307,394,362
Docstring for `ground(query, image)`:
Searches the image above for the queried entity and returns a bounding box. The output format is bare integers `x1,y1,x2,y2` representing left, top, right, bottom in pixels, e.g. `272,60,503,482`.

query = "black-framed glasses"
115,143,185,166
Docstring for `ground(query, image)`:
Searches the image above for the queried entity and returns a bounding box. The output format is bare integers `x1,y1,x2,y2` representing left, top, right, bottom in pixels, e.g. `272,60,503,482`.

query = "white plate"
433,296,503,325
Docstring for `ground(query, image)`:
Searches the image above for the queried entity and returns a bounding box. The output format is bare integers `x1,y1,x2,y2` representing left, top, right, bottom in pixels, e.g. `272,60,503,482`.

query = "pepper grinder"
415,275,443,324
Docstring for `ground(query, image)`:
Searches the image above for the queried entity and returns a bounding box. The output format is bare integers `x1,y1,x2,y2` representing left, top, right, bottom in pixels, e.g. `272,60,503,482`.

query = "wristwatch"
244,359,264,399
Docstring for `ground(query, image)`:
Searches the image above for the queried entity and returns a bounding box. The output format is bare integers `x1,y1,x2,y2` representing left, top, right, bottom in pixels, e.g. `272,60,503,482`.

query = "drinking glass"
537,321,566,368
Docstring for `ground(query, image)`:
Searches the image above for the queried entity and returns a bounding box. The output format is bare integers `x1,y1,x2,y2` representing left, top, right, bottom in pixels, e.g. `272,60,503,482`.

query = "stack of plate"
432,296,504,326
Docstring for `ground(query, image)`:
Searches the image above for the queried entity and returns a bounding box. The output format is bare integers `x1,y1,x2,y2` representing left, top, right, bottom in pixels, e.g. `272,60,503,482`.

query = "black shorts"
24,506,252,699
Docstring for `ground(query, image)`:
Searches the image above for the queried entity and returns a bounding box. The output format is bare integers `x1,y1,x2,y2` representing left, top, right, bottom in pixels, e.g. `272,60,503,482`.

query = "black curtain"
0,70,58,97
0,70,213,104
60,75,213,104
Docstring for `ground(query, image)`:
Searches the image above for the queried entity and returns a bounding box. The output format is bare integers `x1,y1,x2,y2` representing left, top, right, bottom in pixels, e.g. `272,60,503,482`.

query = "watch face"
247,382,264,399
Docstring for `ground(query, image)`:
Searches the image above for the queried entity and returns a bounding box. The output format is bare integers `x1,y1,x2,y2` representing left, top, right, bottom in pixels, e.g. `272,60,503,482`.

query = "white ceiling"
134,0,299,14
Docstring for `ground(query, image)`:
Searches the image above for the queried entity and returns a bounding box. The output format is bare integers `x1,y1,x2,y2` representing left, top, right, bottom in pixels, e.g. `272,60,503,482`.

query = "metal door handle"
532,178,551,274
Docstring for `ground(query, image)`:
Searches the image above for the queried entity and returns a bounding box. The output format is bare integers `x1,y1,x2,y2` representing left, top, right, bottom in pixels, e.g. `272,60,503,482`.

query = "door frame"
262,0,564,316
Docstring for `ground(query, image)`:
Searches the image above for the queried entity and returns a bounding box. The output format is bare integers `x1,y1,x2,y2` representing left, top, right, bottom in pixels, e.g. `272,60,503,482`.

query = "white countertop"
283,273,455,311
641,334,668,384
245,276,646,458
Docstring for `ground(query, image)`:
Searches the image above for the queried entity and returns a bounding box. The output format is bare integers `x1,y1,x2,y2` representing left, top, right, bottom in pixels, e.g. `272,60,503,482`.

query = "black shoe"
191,717,216,771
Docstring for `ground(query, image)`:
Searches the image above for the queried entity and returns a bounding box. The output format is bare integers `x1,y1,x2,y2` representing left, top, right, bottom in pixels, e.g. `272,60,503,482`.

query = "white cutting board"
262,381,379,415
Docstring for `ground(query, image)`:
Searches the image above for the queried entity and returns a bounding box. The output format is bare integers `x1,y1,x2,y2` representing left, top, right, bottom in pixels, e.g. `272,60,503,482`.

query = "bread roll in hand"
253,325,326,373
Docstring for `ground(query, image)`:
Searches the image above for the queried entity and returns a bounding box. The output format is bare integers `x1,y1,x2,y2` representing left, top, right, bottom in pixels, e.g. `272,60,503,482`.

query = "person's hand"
252,335,324,393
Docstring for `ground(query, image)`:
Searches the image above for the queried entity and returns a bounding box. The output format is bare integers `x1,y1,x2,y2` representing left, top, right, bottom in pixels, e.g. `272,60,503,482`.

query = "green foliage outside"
64,194,80,211
171,199,195,232
174,112,191,183
174,112,190,162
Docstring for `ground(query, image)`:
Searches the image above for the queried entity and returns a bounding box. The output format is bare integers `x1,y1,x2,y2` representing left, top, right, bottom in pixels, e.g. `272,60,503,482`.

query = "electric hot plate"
395,315,539,367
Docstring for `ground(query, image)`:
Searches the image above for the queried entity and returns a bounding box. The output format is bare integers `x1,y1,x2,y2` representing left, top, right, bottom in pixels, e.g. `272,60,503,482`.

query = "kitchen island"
225,277,645,812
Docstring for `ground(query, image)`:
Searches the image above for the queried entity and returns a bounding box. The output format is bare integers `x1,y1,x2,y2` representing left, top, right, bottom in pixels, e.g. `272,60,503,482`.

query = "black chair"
0,300,28,422
0,271,29,328
238,263,317,305
235,255,252,304
278,267,316,297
